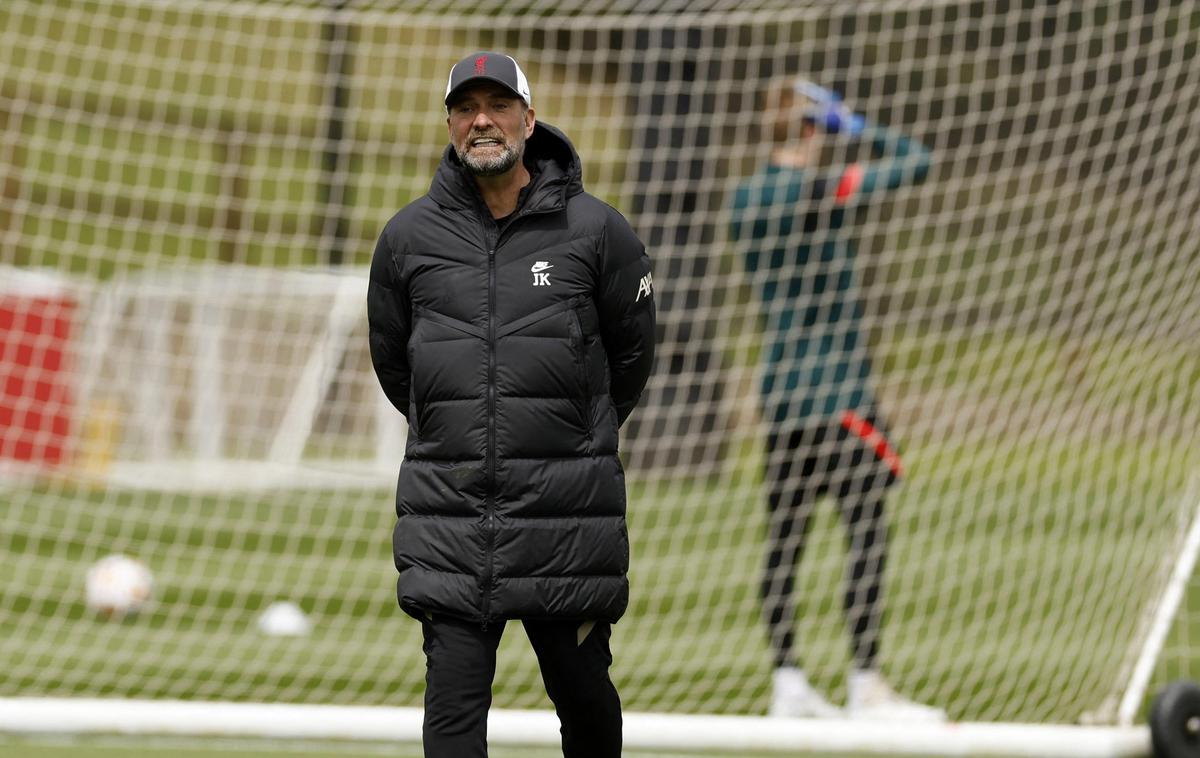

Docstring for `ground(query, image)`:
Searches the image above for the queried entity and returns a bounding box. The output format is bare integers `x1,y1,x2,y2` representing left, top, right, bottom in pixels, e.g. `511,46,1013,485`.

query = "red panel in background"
0,295,76,466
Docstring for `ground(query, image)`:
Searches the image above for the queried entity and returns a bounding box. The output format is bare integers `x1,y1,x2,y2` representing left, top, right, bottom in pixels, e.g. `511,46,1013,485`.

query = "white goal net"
2,0,1199,752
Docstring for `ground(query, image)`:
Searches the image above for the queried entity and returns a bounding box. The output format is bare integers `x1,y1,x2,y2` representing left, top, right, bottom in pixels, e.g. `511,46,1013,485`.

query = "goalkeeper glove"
793,80,866,136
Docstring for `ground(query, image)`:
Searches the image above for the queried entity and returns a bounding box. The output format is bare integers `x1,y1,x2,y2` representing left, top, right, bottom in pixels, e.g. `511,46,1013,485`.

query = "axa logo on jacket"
636,271,653,302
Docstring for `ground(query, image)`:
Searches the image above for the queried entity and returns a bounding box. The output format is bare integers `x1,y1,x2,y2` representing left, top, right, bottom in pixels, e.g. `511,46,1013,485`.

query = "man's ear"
525,107,536,137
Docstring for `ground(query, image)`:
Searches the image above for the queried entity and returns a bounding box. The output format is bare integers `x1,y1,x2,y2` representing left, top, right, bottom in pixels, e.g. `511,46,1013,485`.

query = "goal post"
2,1,1200,756
65,265,403,492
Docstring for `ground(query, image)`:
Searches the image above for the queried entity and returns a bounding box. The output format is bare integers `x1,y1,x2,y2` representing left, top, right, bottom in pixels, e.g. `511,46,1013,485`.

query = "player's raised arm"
848,123,933,197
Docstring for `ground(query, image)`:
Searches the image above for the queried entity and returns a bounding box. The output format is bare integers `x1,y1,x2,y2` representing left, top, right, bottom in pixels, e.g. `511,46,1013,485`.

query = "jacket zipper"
480,199,561,627
483,242,497,628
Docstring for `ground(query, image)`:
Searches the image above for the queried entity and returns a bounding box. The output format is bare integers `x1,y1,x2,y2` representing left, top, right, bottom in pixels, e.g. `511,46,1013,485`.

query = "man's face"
447,83,536,177
765,86,818,145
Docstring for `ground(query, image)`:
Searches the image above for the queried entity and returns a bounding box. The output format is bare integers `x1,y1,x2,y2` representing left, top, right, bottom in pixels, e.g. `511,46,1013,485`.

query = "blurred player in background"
730,78,941,720
368,52,655,757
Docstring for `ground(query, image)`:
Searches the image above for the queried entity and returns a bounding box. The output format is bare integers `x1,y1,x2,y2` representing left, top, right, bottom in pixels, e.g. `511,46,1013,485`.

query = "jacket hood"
429,121,584,213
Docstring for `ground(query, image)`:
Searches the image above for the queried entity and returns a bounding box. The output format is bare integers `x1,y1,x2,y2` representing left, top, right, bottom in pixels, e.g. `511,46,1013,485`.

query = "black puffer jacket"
368,122,655,624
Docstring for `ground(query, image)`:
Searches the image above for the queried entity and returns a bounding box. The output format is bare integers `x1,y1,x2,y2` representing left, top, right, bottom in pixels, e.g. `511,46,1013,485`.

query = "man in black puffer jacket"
367,52,655,758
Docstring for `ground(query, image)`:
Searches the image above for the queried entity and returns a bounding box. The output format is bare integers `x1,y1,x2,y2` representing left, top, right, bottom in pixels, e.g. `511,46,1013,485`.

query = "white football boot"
846,669,946,721
769,666,842,718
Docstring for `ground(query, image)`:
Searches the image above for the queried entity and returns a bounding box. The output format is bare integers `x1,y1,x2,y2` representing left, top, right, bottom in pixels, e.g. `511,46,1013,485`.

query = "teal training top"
729,125,931,427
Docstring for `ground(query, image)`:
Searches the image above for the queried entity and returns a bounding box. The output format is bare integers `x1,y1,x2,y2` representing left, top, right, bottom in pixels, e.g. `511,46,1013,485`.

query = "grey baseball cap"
445,51,532,108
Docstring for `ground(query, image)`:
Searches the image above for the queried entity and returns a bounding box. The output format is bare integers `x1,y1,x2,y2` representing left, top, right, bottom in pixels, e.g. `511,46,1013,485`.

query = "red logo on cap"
474,55,487,74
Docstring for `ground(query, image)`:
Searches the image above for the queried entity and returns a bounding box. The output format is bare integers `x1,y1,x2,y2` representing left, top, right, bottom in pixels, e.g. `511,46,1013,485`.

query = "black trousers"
421,614,622,758
762,414,899,670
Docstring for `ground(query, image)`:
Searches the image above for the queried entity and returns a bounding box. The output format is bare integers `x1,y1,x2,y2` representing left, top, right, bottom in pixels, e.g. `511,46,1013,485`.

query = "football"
85,554,153,619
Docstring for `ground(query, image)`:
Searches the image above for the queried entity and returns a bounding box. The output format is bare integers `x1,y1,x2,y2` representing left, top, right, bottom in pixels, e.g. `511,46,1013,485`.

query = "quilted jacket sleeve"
596,209,656,427
367,221,412,421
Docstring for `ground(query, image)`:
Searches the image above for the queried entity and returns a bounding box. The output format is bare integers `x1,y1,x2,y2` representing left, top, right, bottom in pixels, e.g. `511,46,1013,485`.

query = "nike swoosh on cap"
530,261,553,272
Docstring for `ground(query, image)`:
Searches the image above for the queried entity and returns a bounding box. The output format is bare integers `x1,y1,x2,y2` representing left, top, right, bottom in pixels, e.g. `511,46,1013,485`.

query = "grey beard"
457,143,521,177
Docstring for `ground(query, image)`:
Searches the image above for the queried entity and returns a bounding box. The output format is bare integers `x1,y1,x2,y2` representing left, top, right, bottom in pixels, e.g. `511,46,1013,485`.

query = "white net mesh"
2,0,1199,728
